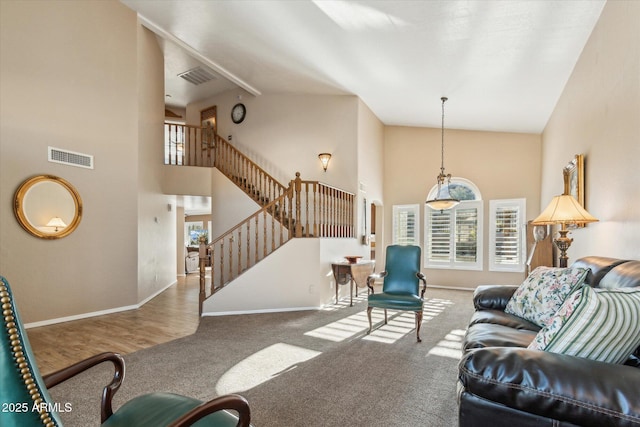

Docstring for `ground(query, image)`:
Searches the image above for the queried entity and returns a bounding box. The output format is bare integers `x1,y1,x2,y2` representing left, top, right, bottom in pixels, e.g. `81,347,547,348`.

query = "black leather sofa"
458,257,640,427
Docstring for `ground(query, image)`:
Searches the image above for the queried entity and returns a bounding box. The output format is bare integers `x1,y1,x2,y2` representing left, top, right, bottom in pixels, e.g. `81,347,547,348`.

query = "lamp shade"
425,198,460,211
318,153,331,172
532,195,598,225
46,217,67,228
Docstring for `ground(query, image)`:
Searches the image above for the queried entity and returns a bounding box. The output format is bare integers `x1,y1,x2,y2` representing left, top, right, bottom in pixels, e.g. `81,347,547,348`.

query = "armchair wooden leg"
367,306,373,334
415,310,423,343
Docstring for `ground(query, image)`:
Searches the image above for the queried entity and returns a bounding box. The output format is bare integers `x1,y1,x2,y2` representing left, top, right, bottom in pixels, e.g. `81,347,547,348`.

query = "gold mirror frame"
14,175,83,239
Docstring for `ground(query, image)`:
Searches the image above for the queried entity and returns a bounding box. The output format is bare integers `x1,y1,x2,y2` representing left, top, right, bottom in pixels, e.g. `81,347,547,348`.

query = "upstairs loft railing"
198,173,355,312
164,123,214,167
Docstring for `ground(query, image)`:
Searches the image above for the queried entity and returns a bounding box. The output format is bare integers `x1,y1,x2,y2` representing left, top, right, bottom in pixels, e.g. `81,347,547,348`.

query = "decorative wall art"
564,154,584,207
564,153,586,228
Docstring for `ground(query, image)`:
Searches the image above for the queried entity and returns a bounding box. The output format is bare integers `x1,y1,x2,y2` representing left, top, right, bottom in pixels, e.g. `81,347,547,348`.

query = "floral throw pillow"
504,266,589,328
529,286,640,364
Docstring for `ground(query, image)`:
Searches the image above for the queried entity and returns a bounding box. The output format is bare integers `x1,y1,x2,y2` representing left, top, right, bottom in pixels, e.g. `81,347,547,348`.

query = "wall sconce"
318,153,332,172
46,217,67,232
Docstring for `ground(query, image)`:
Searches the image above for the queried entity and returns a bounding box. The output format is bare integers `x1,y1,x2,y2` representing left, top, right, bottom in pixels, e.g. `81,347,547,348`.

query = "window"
425,178,483,270
185,222,209,246
392,204,419,245
489,199,526,272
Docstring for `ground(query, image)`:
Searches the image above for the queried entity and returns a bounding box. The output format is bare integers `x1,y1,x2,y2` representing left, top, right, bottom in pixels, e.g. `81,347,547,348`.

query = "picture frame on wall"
200,105,217,133
563,154,584,207
563,154,585,228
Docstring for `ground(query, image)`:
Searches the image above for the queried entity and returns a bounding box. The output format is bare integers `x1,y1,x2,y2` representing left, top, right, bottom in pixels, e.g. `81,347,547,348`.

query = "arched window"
425,178,483,270
425,177,482,202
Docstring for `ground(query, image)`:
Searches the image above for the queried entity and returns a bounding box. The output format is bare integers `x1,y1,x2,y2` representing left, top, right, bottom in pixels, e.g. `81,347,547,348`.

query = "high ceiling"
122,0,605,134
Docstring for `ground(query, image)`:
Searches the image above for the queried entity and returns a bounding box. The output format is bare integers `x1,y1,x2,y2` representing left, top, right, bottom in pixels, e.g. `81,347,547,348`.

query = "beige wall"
0,0,170,323
137,23,177,301
541,0,640,261
188,91,360,191
357,99,386,266
383,126,542,288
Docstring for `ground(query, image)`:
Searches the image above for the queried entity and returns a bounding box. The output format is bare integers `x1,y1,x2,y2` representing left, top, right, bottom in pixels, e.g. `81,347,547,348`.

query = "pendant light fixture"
425,97,460,211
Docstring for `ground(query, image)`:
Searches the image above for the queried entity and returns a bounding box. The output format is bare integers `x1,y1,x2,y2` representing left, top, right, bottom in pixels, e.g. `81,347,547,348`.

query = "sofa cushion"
599,260,640,289
571,256,628,287
505,266,589,328
529,286,640,364
469,310,540,332
459,347,640,427
473,285,518,311
463,323,538,352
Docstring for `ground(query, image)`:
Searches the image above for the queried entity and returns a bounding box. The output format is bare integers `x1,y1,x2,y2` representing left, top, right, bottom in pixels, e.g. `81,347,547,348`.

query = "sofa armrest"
472,285,518,311
459,347,640,427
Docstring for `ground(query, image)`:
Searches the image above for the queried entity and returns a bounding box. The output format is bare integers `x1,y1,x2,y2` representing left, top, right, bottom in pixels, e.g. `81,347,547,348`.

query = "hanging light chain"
441,97,447,174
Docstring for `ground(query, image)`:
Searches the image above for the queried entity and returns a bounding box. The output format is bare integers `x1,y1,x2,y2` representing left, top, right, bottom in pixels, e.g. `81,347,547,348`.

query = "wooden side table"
331,261,375,306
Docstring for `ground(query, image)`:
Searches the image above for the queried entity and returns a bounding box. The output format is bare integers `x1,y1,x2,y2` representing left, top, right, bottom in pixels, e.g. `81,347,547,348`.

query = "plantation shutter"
455,208,478,263
490,199,526,272
427,210,451,262
425,201,483,270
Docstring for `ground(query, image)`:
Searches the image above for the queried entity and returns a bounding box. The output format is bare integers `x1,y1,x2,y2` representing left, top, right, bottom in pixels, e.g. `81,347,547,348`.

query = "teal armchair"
366,245,427,342
0,276,251,427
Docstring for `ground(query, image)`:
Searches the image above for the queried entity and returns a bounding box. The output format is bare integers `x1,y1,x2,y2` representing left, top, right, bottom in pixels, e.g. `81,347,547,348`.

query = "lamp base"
553,226,573,268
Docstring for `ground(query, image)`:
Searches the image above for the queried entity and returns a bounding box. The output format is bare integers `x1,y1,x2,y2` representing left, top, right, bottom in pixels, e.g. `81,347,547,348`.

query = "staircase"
164,123,356,314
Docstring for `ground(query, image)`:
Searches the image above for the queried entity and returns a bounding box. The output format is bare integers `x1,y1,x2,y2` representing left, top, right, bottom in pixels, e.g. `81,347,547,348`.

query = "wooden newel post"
294,172,302,237
198,243,207,316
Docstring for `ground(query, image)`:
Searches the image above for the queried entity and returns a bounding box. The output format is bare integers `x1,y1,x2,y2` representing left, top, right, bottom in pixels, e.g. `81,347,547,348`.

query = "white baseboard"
24,280,177,329
202,306,319,317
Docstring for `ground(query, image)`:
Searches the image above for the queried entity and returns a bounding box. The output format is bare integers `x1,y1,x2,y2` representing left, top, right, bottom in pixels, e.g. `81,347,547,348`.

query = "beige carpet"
49,287,475,426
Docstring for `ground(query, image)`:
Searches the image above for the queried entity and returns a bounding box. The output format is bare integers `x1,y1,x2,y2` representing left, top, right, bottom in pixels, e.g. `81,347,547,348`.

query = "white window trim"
424,200,483,271
489,198,526,272
392,204,420,246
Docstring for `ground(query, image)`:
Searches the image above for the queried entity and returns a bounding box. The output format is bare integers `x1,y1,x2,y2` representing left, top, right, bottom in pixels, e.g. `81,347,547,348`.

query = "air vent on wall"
177,66,217,85
48,146,94,169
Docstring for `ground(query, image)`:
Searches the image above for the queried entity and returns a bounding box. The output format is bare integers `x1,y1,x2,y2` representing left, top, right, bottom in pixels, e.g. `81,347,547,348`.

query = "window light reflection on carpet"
215,343,321,395
427,329,466,359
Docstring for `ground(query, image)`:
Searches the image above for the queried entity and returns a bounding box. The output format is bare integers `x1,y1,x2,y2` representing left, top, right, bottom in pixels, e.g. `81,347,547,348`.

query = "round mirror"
14,175,83,239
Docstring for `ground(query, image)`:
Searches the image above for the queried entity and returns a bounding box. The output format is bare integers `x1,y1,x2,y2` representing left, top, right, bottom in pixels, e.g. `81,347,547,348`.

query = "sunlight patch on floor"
216,343,321,394
304,310,381,342
363,298,454,344
427,328,465,359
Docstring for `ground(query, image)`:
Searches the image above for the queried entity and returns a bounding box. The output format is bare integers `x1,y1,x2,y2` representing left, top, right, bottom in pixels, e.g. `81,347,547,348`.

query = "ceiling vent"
178,66,217,85
48,146,94,169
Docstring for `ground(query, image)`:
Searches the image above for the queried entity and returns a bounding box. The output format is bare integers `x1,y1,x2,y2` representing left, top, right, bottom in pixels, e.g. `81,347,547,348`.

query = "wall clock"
231,103,246,124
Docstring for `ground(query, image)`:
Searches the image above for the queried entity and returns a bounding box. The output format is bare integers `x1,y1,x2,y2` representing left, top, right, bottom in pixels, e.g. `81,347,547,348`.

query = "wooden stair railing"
165,123,357,312
198,172,356,313
198,189,294,311
213,134,287,209
292,173,356,238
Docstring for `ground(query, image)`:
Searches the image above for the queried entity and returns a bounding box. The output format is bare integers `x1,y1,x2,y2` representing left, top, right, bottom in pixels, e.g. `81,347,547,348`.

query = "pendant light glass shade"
426,97,460,210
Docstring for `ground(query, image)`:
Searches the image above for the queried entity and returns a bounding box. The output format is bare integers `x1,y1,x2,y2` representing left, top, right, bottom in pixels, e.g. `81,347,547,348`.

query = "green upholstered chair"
366,245,427,342
0,276,251,427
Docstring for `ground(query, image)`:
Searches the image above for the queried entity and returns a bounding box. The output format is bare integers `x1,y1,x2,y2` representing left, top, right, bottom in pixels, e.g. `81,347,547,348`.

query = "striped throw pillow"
528,286,640,364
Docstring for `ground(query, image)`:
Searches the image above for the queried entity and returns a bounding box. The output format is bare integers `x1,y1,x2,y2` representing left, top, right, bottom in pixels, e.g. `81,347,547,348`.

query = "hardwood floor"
27,274,201,375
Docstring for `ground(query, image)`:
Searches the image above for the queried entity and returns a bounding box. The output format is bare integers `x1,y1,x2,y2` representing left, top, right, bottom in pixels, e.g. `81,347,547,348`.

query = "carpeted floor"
49,287,474,426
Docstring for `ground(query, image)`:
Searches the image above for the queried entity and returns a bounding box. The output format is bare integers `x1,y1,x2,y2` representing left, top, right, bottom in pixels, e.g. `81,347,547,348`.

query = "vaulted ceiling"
122,0,605,134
